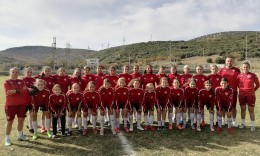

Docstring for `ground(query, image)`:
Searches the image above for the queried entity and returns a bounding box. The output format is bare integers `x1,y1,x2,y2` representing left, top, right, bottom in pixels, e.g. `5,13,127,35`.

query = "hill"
0,31,260,69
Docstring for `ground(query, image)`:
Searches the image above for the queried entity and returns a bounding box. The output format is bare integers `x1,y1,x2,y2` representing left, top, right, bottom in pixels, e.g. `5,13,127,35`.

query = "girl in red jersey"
167,65,179,87
197,80,215,132
179,65,192,88
184,78,198,129
141,65,158,89
95,65,106,90
49,84,67,138
35,66,54,133
170,79,184,130
31,79,52,139
193,65,208,126
67,83,84,135
53,67,70,94
99,79,116,135
22,66,35,133
4,67,29,146
83,81,100,135
36,66,54,91
81,66,96,90
119,65,133,86
156,66,168,86
207,64,222,126
129,79,144,131
69,67,83,90
105,66,119,88
237,61,260,131
131,64,142,80
143,83,156,131
215,78,234,134
115,78,131,133
156,77,171,130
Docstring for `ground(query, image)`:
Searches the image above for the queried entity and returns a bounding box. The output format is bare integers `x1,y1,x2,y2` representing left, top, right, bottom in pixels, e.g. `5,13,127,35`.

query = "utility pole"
245,35,248,60
169,40,172,62
65,42,71,69
52,37,57,70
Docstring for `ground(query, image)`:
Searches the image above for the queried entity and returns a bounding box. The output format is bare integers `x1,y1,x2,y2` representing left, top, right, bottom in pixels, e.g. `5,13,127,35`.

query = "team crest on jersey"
217,78,219,81
209,95,212,98
177,93,180,96
124,92,126,95
247,75,252,78
43,95,46,97
89,77,92,79
165,91,167,94
202,78,205,81
232,70,235,72
225,92,228,96
151,77,153,80
138,93,140,95
18,82,21,84
76,97,79,100
92,96,95,99
64,79,67,81
49,82,52,85
109,92,111,95
59,99,62,102
151,96,153,98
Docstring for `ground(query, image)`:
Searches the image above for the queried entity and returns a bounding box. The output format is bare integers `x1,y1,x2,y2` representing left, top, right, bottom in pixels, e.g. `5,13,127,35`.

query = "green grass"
1,75,260,156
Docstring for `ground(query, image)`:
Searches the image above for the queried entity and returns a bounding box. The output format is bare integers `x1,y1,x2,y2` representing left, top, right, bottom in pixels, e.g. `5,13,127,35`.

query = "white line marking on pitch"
117,132,136,156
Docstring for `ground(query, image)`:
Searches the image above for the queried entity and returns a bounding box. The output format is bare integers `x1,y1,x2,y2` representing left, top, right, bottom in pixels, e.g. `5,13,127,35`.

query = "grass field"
1,75,260,156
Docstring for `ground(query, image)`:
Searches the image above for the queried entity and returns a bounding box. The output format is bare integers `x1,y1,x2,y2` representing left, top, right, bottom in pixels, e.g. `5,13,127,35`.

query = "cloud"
0,0,260,50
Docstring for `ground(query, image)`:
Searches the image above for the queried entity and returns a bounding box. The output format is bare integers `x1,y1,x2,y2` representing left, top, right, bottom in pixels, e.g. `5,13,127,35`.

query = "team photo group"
3,55,260,146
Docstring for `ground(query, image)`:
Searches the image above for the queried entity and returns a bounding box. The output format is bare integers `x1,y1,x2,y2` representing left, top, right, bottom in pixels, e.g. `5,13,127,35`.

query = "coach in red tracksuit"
4,67,30,146
237,61,260,131
217,56,240,126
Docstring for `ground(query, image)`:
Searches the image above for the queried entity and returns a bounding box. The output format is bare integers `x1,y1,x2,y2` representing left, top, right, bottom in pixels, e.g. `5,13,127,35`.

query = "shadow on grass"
124,123,260,155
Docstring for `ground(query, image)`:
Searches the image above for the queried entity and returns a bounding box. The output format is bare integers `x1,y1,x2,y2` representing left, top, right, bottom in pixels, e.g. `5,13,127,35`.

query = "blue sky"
0,0,259,50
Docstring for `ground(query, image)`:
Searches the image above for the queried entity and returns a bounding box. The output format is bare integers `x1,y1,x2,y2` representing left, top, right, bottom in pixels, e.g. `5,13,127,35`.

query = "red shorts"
5,105,27,121
239,95,256,107
232,92,238,108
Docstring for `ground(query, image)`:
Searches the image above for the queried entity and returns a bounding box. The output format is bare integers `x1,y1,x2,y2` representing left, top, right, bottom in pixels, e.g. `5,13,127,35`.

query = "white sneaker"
232,121,237,127
197,126,201,131
238,124,245,129
251,126,256,132
5,138,11,146
137,126,144,131
17,135,29,141
129,126,133,132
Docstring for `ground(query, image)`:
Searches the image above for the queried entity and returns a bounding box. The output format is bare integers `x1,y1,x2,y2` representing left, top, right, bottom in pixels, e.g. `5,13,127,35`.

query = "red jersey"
143,91,156,110
198,89,215,111
83,91,99,110
53,75,70,94
167,73,180,86
31,89,50,109
192,74,208,90
66,90,84,108
156,86,171,108
156,73,168,84
22,77,35,88
129,88,144,109
35,75,54,91
218,67,240,92
119,73,133,86
115,87,129,106
179,74,192,88
95,73,106,91
4,79,29,106
69,77,83,90
81,74,96,90
170,87,184,108
215,87,233,111
207,74,222,90
237,72,260,96
99,87,114,110
104,75,119,88
141,74,158,88
49,94,66,114
184,87,198,108
131,73,142,80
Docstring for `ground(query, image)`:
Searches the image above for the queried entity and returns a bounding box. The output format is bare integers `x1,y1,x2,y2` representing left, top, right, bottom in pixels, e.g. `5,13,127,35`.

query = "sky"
0,0,259,51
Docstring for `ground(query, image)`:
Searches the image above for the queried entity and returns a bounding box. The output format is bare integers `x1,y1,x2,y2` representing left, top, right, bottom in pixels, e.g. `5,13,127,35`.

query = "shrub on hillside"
206,58,213,63
215,57,225,64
